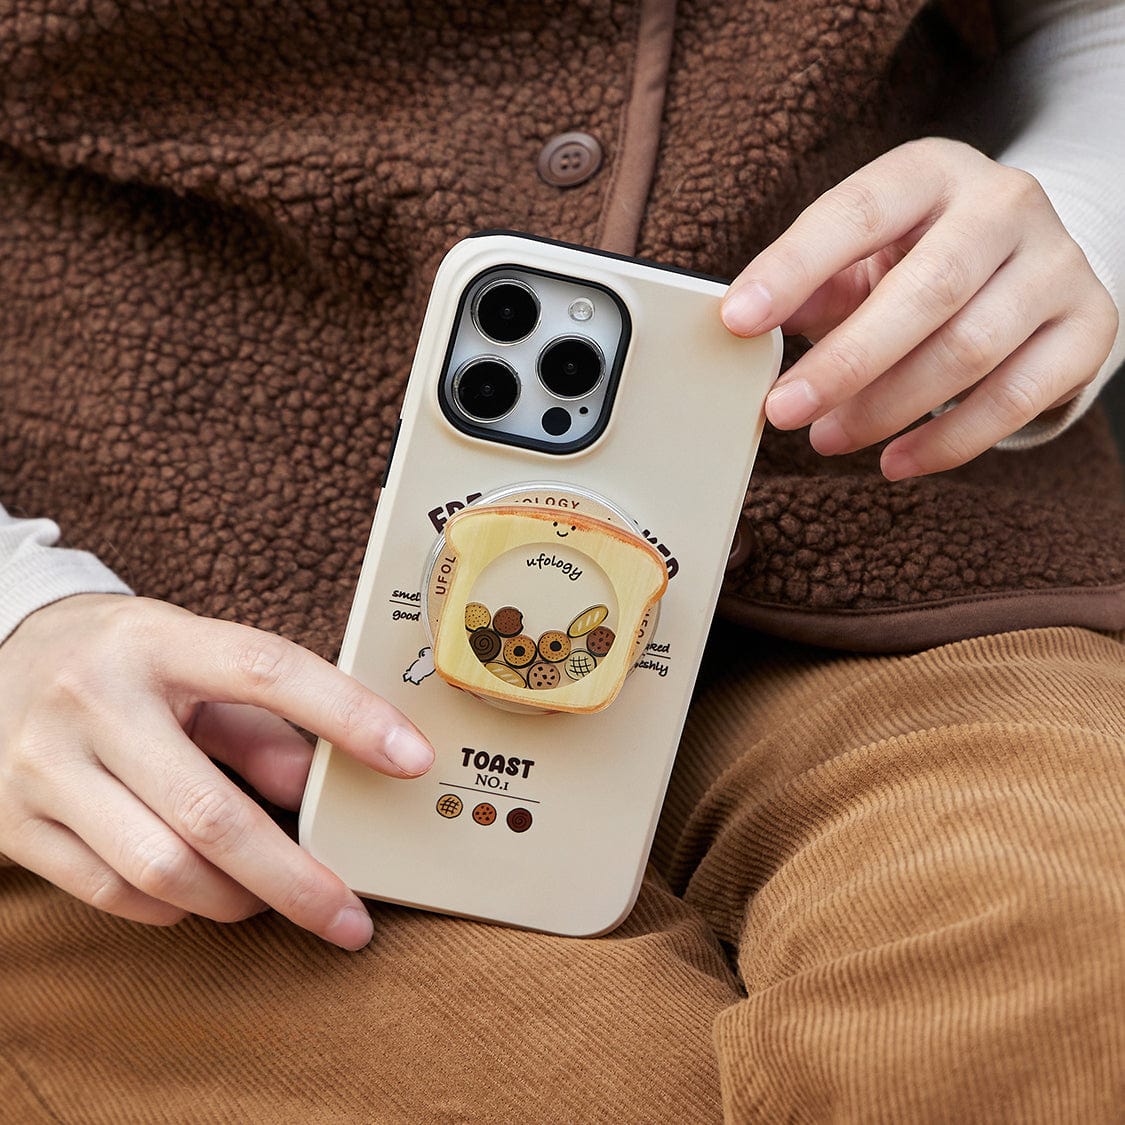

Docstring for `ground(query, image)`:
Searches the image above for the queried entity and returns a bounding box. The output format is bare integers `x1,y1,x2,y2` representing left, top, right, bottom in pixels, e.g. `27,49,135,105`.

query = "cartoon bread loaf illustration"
484,662,527,687
567,604,608,637
431,504,668,714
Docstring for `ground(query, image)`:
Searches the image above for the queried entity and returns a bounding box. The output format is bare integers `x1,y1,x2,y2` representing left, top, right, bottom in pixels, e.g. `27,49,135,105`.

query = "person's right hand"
0,594,435,950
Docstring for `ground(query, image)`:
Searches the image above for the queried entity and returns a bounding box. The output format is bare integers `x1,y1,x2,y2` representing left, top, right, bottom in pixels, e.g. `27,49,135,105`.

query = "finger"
101,710,375,950
721,145,949,335
880,317,1108,478
807,253,1056,455
53,761,264,922
157,612,433,778
764,208,1016,431
780,245,906,341
2,816,187,926
189,702,313,811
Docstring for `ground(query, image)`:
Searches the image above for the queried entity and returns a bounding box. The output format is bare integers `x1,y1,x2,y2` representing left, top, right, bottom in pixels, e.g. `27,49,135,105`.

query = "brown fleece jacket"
0,0,1122,658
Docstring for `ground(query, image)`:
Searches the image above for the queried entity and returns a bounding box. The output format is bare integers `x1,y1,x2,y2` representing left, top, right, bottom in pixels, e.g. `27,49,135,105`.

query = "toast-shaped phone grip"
431,504,668,714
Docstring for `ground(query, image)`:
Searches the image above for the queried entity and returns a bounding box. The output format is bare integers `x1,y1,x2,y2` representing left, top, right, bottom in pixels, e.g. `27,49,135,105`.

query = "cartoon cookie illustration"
586,625,615,656
502,635,537,667
485,661,527,686
537,630,571,663
436,794,463,819
492,606,524,637
468,627,502,662
472,803,497,826
527,662,562,690
506,808,533,833
567,604,609,638
464,602,491,631
565,650,598,680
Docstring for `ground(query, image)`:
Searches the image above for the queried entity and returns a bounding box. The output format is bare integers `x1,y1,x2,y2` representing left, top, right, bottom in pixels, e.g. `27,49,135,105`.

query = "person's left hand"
720,137,1119,478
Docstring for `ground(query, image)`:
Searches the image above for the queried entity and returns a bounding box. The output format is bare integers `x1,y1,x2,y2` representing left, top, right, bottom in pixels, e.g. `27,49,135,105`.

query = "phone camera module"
474,280,540,344
538,337,604,399
453,358,521,421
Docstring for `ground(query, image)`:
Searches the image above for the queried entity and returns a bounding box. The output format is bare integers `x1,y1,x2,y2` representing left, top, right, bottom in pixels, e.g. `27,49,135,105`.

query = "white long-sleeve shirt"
2,0,1124,642
990,0,1125,447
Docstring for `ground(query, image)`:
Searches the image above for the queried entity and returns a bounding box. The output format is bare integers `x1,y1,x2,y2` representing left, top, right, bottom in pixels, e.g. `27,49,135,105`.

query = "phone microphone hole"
541,407,572,436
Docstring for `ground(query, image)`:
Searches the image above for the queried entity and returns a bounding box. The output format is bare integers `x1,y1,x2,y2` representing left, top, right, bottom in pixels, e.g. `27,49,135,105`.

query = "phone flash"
568,297,594,322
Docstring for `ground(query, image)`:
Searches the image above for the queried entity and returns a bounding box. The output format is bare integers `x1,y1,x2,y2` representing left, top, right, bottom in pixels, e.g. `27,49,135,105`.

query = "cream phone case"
299,232,782,936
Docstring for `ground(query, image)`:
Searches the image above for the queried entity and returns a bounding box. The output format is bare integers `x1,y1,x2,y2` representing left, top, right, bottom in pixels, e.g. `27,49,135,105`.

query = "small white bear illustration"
403,646,435,684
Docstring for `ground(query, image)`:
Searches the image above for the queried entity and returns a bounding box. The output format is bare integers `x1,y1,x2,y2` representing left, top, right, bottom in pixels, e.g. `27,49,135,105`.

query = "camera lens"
474,280,539,344
538,337,604,399
453,358,520,421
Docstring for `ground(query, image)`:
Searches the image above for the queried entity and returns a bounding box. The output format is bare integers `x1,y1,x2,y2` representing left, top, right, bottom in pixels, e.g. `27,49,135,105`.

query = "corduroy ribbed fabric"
1,626,1122,1123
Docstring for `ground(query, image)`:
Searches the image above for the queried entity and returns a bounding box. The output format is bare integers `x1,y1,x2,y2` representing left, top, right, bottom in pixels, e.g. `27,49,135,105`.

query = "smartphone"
299,232,782,936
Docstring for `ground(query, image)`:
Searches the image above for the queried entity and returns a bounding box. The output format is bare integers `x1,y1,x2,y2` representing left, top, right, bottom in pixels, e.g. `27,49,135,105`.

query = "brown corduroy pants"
2,625,1123,1123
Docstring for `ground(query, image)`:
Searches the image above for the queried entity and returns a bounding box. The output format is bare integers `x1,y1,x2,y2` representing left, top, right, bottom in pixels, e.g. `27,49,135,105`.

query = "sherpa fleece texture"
0,0,1122,657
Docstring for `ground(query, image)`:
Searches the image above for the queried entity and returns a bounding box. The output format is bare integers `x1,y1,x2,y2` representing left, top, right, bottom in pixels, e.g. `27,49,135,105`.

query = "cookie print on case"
468,628,502,662
585,625,615,656
537,630,570,663
472,802,497,826
506,808,533,833
464,602,491,631
465,601,612,693
492,606,524,637
527,662,562,690
565,650,597,680
436,794,463,819
502,634,537,668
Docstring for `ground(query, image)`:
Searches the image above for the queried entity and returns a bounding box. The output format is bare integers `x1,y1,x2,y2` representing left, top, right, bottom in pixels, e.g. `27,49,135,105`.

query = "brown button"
538,132,603,188
725,514,754,573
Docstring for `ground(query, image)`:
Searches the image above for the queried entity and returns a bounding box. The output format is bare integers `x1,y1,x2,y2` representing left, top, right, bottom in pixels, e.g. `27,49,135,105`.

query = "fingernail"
809,414,848,455
385,727,435,776
721,280,772,335
766,378,819,429
881,448,920,481
331,904,374,950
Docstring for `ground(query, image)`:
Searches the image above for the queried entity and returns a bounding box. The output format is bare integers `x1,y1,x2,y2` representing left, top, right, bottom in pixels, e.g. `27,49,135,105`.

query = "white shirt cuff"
0,512,133,644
